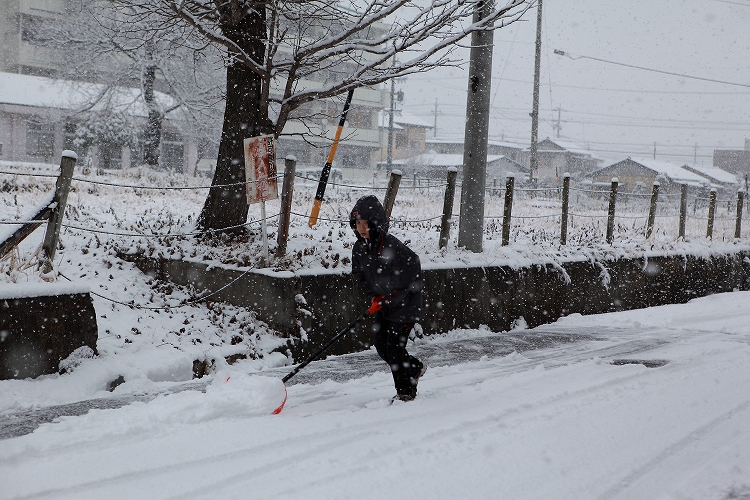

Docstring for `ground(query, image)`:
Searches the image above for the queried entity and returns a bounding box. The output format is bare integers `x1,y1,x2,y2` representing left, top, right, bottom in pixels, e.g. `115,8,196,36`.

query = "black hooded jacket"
350,195,423,323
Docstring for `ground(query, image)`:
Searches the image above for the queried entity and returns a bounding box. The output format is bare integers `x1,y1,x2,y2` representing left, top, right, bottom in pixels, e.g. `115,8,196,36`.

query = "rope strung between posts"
0,170,282,189
57,212,282,238
288,211,443,224
1,169,449,192
0,212,283,239
57,263,257,311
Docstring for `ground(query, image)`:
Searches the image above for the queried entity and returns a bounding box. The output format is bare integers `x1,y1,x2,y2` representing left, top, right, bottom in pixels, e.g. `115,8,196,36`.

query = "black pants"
373,313,423,397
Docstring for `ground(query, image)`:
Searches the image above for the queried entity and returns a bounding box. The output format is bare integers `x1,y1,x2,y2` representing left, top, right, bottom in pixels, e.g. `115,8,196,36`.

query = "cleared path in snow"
0,325,654,440
0,326,598,440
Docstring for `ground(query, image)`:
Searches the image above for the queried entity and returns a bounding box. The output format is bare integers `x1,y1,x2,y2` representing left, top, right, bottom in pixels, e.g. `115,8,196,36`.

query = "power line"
543,107,750,127
412,105,750,130
554,49,750,89
409,74,750,95
712,0,750,6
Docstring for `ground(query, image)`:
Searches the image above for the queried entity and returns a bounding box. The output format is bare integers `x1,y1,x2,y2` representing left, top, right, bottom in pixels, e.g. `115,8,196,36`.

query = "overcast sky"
399,0,750,165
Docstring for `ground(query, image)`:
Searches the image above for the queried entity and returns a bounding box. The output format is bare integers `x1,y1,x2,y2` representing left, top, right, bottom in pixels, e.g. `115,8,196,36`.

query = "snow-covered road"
2,291,750,500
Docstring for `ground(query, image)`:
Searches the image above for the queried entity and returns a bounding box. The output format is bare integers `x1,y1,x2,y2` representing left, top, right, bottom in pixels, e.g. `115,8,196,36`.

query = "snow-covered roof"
377,113,404,130
0,72,176,117
536,138,596,157
683,164,738,185
378,110,432,129
599,158,711,187
424,136,464,145
382,153,511,168
425,136,525,150
632,158,713,186
488,139,526,149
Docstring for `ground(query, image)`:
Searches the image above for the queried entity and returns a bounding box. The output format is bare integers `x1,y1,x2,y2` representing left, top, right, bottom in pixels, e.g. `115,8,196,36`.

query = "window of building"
161,131,184,172
63,122,78,151
320,101,340,122
348,108,372,129
26,122,55,156
340,151,357,168
20,14,52,46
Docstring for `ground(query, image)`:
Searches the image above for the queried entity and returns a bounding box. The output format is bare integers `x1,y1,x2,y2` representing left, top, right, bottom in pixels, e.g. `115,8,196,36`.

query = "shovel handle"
281,311,371,384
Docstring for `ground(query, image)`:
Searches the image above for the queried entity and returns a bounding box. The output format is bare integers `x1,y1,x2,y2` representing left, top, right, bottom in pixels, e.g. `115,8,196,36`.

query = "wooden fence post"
678,184,688,239
383,169,402,219
706,189,716,239
502,173,515,246
606,177,618,244
439,167,458,249
735,190,744,239
275,155,296,257
41,151,77,273
560,173,570,245
646,182,659,238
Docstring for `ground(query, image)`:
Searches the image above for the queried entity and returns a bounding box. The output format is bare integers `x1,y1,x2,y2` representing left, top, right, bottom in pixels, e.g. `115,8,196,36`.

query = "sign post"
244,134,279,266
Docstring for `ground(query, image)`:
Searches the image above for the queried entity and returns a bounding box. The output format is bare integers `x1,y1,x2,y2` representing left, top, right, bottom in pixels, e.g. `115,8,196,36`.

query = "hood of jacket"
349,195,389,244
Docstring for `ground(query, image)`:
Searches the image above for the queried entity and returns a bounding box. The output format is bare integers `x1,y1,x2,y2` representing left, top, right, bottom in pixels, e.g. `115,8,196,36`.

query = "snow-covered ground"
1,292,749,499
1,163,750,499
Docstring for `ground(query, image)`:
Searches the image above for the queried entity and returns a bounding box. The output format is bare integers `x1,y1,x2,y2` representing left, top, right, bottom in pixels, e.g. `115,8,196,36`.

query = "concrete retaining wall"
129,251,750,361
0,283,98,380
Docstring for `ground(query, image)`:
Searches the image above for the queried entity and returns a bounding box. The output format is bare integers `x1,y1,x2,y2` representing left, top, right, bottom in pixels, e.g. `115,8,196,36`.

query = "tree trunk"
142,42,163,168
100,143,113,169
143,106,163,167
197,8,271,232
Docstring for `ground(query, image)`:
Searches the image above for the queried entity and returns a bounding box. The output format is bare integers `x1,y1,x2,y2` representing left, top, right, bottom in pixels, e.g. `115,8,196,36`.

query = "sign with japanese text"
244,134,278,204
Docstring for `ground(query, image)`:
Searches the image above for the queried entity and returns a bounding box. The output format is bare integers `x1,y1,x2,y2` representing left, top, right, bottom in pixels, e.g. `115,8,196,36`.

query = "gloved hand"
368,295,385,314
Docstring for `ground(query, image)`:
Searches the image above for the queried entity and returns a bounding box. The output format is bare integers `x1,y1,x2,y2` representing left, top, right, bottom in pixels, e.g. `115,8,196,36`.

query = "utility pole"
458,0,494,253
529,0,543,185
433,98,439,137
552,106,562,138
387,55,396,171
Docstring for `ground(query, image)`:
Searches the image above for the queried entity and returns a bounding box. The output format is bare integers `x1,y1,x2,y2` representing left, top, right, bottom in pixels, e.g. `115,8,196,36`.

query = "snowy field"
1,163,750,499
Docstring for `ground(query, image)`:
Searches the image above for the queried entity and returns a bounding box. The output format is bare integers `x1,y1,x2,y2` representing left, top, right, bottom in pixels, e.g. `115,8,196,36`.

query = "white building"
0,72,196,171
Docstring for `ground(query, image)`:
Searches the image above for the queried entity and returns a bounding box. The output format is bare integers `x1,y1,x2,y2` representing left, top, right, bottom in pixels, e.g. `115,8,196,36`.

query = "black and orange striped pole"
308,88,355,227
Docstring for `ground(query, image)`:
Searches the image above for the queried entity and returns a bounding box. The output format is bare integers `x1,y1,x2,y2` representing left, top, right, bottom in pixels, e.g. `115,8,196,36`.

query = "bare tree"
131,0,531,231
42,0,225,169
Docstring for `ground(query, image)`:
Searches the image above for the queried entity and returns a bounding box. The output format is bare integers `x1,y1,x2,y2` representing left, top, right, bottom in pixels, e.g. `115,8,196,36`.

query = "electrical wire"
554,49,750,89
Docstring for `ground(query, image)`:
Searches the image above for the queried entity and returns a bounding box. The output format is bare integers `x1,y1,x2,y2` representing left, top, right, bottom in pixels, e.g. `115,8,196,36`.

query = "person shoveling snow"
350,195,427,402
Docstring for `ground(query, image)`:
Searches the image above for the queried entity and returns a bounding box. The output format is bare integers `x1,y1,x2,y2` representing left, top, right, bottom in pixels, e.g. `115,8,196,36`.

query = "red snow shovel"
273,307,375,414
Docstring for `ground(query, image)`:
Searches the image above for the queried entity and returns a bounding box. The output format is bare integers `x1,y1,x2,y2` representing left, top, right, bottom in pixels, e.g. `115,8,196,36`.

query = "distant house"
423,136,462,155
0,72,195,171
682,164,738,192
425,136,525,163
520,138,601,184
377,153,527,181
378,110,432,165
589,158,716,197
713,139,750,177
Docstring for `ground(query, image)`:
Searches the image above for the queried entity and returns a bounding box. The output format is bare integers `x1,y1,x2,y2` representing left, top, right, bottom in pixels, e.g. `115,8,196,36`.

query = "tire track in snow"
175,340,673,498
596,397,750,500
